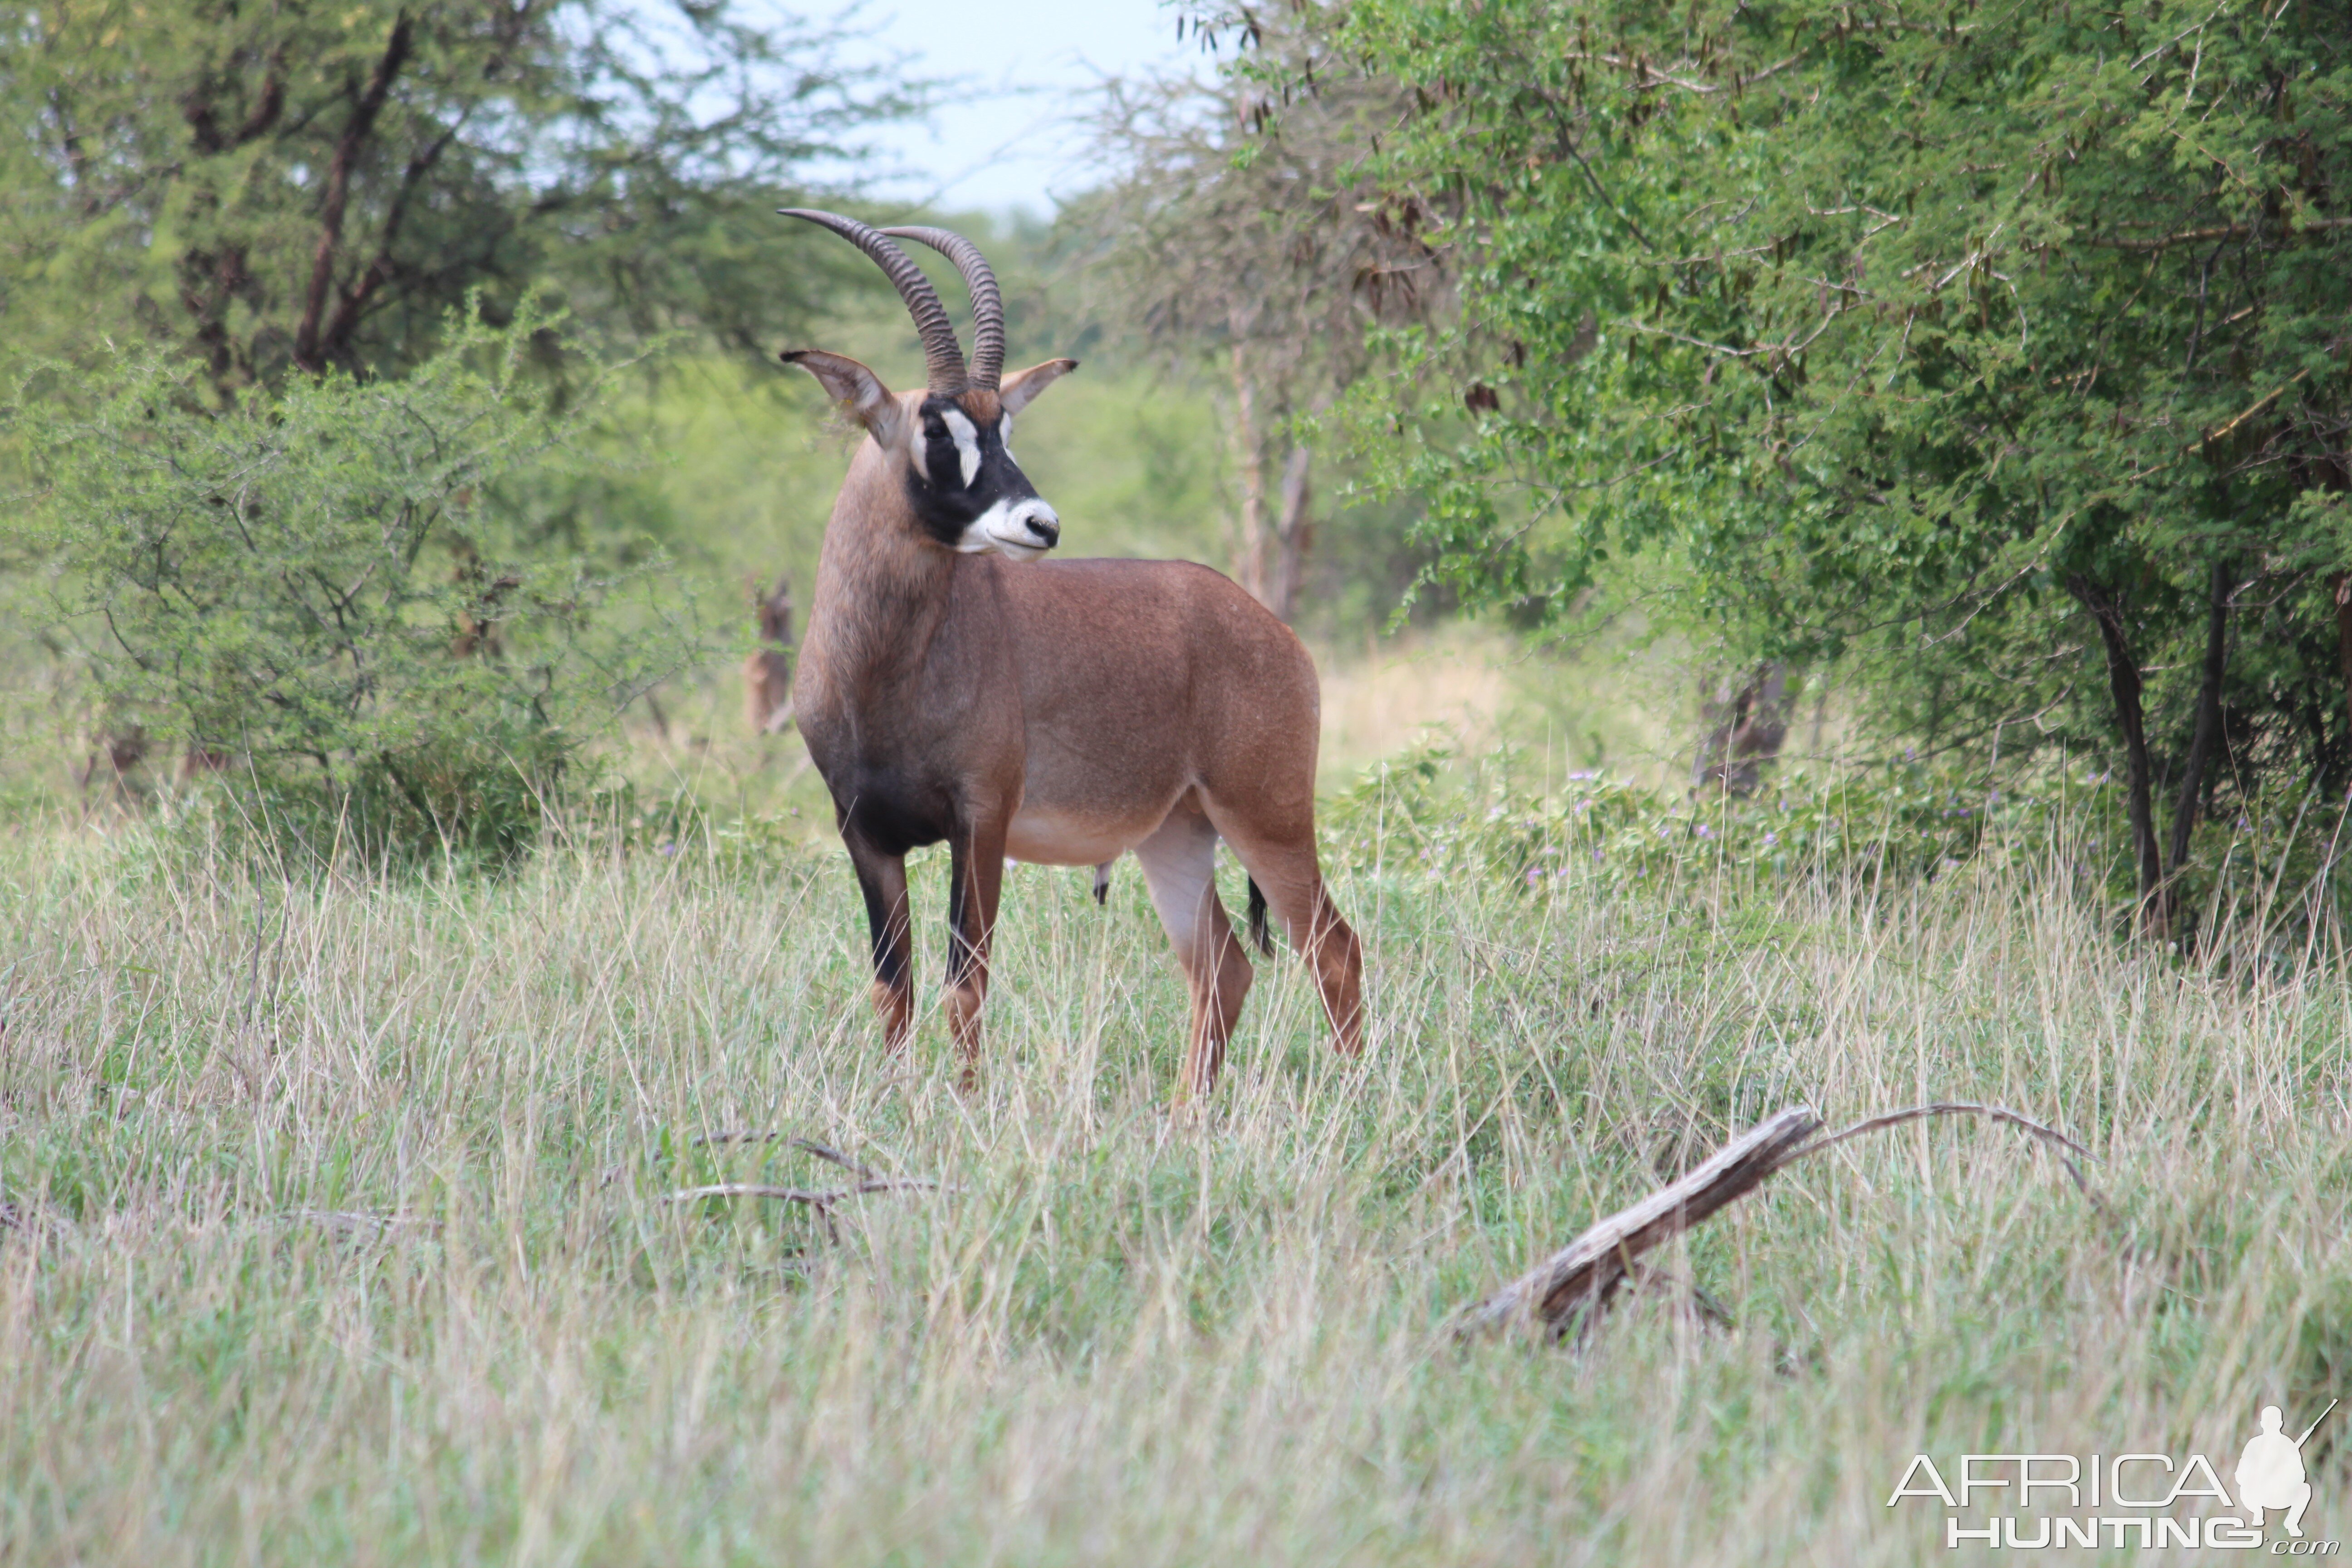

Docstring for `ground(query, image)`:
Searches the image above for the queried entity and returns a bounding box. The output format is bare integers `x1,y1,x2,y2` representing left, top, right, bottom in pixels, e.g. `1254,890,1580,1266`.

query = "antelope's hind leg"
844,833,915,1050
1203,813,1363,1057
1133,806,1254,1101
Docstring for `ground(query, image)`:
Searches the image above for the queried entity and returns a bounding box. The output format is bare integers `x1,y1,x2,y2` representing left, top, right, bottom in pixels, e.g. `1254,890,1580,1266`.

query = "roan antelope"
744,574,795,734
776,209,1363,1099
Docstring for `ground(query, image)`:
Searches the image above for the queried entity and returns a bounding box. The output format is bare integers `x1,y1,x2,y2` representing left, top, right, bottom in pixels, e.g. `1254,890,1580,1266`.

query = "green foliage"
574,774,817,872
1050,19,1452,633
1325,741,2039,887
1322,739,2352,954
7,300,700,867
0,0,918,386
1332,0,2352,814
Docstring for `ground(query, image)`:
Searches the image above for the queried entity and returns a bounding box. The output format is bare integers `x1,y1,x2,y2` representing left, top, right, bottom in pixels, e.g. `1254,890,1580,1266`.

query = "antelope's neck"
804,466,957,701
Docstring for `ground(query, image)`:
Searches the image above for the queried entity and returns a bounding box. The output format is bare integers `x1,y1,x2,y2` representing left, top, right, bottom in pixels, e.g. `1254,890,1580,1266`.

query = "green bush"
1321,741,2352,955
1327,740,2071,891
7,300,699,869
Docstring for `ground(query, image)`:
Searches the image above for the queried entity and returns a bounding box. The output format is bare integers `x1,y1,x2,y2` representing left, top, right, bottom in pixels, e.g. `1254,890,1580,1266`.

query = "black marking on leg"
862,883,910,993
871,927,909,991
1093,862,1111,906
946,858,982,990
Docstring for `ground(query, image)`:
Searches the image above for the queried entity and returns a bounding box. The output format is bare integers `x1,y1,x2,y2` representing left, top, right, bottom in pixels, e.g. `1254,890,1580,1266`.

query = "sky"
846,0,1207,217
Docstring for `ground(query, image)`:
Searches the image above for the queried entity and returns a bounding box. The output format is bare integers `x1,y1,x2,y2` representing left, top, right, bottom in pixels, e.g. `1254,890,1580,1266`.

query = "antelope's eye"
919,426,957,484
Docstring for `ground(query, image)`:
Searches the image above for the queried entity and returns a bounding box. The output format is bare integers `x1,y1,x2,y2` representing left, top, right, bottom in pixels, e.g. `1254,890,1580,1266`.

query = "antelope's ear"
782,349,907,447
998,357,1078,416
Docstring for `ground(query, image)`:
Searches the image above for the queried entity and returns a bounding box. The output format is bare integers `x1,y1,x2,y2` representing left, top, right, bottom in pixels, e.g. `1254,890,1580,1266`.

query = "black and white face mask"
906,397,1059,561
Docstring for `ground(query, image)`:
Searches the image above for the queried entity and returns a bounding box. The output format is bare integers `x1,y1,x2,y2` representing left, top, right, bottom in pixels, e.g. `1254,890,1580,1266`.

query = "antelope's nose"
1023,505,1060,548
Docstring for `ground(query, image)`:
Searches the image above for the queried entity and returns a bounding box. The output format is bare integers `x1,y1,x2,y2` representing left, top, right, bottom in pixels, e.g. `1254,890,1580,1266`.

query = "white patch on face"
999,413,1014,462
940,407,981,488
954,496,1060,561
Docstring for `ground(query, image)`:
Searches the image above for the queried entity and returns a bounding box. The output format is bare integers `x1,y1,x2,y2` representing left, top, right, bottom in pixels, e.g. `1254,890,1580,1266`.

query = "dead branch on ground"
1456,1101,2108,1341
688,1131,873,1178
657,1131,946,1241
288,1209,444,1238
660,1176,945,1242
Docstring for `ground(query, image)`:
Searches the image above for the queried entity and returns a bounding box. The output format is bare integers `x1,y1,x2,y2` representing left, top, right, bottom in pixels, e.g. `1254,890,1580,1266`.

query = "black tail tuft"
1245,877,1274,956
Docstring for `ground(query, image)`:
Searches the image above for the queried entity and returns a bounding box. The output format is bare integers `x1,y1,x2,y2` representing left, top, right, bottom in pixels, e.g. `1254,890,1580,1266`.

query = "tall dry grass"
0,810,2346,1564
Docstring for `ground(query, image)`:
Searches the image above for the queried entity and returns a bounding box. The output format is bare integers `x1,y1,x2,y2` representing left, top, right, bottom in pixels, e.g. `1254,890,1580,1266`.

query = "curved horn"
778,208,966,394
880,225,1004,391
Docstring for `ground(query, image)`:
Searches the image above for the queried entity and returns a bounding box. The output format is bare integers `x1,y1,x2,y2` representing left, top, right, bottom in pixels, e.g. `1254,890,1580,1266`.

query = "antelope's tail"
1245,877,1274,956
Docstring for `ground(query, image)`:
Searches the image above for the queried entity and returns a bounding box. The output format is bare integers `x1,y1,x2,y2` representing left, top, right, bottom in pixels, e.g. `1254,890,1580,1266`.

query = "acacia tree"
1338,0,2352,931
0,0,917,388
0,0,916,843
1065,5,1441,622
11,301,701,863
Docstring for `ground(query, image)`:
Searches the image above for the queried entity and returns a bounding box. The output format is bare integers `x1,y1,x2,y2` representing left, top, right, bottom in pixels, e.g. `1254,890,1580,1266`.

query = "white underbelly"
1005,804,1161,867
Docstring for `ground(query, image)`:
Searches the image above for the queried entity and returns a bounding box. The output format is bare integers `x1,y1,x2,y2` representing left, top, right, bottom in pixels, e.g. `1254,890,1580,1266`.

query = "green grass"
1,810,2347,1564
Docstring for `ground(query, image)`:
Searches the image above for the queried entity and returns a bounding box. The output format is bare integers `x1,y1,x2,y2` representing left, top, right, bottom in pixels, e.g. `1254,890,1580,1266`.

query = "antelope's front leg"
844,833,915,1050
943,815,1009,1070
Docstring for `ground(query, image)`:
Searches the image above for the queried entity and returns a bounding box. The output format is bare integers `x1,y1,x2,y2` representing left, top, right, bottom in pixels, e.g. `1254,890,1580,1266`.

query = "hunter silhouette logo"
1886,1396,2340,1550
2240,1400,2337,1540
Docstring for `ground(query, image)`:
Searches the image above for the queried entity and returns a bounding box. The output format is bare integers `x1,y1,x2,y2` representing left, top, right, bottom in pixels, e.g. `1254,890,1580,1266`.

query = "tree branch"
2066,573,2166,932
292,14,414,374
1455,1102,2106,1341
320,108,472,361
2090,215,2351,251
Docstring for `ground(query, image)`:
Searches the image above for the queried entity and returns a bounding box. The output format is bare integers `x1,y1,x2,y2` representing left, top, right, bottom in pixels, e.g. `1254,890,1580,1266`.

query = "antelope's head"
779,210,1078,562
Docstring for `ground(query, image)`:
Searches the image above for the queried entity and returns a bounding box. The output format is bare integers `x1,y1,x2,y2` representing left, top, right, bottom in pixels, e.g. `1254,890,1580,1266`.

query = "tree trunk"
292,13,413,375
2164,559,2230,881
1266,444,1313,623
2332,571,2352,749
1228,343,1267,603
2068,574,2165,935
1692,664,1792,796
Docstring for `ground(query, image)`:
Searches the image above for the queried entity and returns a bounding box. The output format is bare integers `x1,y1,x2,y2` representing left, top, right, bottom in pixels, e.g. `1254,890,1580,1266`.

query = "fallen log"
1454,1105,1822,1339
1455,1101,2100,1340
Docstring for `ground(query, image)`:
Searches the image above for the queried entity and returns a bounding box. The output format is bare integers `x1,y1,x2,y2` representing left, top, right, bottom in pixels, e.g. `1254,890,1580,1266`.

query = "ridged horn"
880,225,1004,391
778,208,966,394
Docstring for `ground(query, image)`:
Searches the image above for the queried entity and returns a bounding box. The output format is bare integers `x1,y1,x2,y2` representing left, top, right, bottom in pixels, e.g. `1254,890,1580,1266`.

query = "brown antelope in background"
744,574,796,734
776,208,1363,1100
